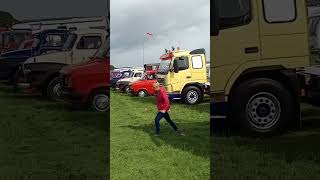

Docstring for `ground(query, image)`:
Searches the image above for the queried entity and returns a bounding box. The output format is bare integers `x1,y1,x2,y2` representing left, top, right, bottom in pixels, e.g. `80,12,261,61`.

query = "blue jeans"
155,112,178,134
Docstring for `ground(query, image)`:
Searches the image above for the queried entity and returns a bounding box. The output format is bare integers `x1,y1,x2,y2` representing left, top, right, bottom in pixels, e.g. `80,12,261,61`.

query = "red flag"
146,32,153,37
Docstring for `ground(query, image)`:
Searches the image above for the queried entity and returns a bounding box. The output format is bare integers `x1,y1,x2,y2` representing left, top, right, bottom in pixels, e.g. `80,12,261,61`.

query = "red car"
61,42,110,112
130,71,157,97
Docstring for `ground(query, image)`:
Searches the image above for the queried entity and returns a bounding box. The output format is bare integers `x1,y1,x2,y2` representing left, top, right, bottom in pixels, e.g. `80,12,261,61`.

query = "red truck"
60,42,110,112
130,71,157,97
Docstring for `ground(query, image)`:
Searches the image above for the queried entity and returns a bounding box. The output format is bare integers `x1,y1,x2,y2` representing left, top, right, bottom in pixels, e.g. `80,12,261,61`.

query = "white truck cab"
24,29,107,65
118,68,145,83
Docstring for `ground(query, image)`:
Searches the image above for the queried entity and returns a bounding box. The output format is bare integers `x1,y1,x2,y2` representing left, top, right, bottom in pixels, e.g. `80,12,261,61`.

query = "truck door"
72,35,102,64
170,56,192,92
257,0,309,64
189,52,207,84
211,0,261,93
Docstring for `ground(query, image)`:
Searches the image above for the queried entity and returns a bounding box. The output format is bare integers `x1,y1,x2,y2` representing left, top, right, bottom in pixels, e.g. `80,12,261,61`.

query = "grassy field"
0,83,108,180
213,104,320,180
110,91,210,179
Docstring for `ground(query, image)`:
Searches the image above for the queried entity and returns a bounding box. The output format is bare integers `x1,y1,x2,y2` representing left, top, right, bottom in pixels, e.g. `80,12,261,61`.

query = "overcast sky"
111,0,210,68
0,0,109,20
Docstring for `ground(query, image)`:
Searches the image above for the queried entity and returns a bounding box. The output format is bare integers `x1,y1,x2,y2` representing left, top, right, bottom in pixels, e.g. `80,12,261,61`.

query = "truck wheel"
89,90,110,112
46,77,63,100
124,86,131,94
182,86,203,105
231,78,294,136
138,90,148,97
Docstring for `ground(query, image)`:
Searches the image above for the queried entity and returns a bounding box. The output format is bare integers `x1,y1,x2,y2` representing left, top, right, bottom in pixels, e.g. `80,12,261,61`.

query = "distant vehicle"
0,29,70,80
61,42,110,112
144,63,159,71
110,69,132,89
116,68,145,93
0,29,32,54
130,71,158,97
17,29,107,99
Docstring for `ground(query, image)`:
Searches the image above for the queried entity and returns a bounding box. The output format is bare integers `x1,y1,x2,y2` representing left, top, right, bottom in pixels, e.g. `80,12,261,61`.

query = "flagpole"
143,36,145,67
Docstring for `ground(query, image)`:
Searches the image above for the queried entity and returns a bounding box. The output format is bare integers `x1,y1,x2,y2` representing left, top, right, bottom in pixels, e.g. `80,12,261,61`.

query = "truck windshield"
158,60,171,74
94,42,109,59
122,71,132,78
63,33,77,50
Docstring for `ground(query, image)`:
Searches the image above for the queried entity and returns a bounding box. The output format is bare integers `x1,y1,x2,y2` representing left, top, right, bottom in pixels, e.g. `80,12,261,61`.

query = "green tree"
110,65,115,70
0,11,17,27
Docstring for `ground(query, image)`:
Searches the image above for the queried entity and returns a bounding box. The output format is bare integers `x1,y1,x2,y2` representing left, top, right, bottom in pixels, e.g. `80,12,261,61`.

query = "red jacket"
155,86,170,111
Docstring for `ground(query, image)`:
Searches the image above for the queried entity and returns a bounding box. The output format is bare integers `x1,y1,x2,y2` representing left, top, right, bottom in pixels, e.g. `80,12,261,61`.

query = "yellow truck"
157,48,210,105
211,0,320,135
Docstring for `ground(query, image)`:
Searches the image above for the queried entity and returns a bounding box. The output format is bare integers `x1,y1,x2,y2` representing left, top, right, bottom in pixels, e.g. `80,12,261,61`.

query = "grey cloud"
111,0,210,67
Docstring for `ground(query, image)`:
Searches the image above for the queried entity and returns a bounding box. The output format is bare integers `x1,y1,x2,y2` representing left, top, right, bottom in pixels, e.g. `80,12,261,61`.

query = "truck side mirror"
173,60,179,73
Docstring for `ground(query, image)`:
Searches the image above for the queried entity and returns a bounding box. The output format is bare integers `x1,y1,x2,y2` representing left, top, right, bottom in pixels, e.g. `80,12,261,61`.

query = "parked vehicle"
17,29,107,99
116,68,145,93
144,63,159,71
211,0,320,136
0,29,70,80
110,69,132,89
61,42,110,112
130,71,157,97
0,29,32,54
156,48,210,105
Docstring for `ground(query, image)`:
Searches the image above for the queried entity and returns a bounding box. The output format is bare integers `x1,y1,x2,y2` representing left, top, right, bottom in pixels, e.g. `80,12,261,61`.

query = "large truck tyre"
231,78,294,136
46,77,63,100
89,89,110,112
182,86,203,105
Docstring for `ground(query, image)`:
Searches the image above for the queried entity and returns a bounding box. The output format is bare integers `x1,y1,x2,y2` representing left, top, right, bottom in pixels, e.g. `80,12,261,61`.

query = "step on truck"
211,0,320,136
156,47,210,105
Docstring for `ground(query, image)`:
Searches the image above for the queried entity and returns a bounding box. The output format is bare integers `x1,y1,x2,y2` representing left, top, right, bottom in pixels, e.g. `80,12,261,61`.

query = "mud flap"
210,101,230,136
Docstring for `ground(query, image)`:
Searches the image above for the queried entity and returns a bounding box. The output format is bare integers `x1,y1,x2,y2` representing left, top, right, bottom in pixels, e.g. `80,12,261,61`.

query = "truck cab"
24,29,107,65
211,0,310,135
110,69,132,89
157,48,209,105
116,68,145,93
0,29,69,80
130,70,158,97
61,42,110,112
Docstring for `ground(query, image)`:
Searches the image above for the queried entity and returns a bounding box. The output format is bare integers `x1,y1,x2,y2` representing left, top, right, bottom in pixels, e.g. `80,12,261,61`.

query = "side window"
43,34,62,47
263,0,296,23
175,56,189,71
191,56,203,69
134,73,142,77
76,36,102,49
218,0,251,29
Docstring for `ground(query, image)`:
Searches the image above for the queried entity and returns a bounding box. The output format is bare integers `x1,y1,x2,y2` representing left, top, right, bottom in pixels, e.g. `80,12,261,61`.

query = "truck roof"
160,48,205,60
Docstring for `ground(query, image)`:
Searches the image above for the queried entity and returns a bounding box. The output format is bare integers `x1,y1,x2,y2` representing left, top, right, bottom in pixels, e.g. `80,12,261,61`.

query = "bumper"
168,93,181,100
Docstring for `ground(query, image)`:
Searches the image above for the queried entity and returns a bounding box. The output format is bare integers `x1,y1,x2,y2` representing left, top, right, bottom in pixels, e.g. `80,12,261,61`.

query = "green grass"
0,84,108,180
110,91,210,180
213,103,320,180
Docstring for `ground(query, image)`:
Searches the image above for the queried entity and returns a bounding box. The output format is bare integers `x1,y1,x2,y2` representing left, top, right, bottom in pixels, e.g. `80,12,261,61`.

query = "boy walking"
153,82,182,136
